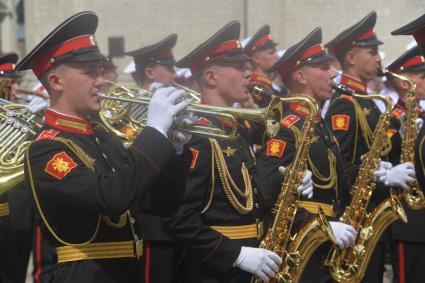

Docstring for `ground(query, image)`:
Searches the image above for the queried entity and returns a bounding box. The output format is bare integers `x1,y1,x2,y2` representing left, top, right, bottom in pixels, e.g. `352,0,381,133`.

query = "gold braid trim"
201,144,216,214
308,149,337,189
210,139,253,214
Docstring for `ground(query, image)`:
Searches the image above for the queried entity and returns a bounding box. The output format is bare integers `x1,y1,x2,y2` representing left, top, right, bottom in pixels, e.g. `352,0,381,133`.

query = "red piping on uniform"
398,241,405,283
144,241,151,283
35,226,42,283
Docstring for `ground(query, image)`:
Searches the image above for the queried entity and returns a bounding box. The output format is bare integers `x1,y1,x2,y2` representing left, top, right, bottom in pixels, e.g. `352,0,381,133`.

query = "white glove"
146,87,189,138
384,162,416,190
232,102,242,109
416,117,423,132
329,222,357,249
168,112,197,154
279,167,313,198
233,246,282,281
26,95,49,113
148,82,164,92
373,160,392,183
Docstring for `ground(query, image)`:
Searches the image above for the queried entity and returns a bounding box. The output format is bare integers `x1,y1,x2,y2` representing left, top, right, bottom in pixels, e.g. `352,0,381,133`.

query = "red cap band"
0,63,16,72
300,44,325,61
30,35,98,78
392,55,425,72
356,28,375,41
189,40,242,72
247,34,273,54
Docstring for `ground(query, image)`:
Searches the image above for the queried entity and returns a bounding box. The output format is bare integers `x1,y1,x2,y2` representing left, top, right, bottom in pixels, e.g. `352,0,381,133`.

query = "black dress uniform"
18,12,190,283
384,46,425,283
244,24,278,108
126,34,182,283
325,11,390,283
0,52,33,283
164,21,263,283
257,27,350,283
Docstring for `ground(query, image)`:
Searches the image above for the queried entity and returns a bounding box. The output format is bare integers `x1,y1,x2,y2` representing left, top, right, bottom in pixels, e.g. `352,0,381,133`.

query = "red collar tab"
44,108,94,135
393,55,425,72
250,73,272,87
30,35,98,78
356,28,376,42
289,101,311,117
189,40,242,72
299,44,325,62
340,74,367,94
134,49,173,64
248,34,273,54
0,63,16,72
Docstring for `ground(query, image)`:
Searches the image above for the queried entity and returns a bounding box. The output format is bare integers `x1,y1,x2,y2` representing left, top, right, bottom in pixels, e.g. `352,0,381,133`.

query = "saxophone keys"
360,226,373,240
285,252,301,267
353,244,365,256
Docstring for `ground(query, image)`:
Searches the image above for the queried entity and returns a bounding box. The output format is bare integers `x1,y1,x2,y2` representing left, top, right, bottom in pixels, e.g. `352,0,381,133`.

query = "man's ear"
251,52,261,66
144,66,155,81
345,50,357,67
47,71,64,92
293,68,308,86
203,67,218,87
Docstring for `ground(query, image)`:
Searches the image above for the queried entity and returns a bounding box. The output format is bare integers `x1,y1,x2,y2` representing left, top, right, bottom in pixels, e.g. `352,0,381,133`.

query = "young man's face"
407,71,425,101
148,64,175,86
302,61,336,102
58,61,105,116
214,61,251,105
252,47,279,72
351,46,381,82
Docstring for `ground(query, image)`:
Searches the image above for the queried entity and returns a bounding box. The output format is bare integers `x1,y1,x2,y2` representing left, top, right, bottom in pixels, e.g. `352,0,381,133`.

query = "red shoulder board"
44,151,78,180
36,129,59,141
340,95,352,101
280,114,300,128
189,147,200,169
331,115,350,131
266,139,287,158
392,107,405,119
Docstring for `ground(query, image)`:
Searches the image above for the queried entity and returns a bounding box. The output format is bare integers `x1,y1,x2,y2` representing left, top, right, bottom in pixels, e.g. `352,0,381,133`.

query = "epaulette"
280,114,300,128
35,129,60,141
340,94,353,101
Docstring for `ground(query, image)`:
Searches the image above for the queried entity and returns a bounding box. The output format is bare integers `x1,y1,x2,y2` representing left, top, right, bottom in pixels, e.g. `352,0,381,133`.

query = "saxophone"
253,96,336,283
326,89,407,283
381,68,425,209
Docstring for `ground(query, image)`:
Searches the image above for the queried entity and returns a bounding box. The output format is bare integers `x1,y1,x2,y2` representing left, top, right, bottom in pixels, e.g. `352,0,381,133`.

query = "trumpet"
98,81,284,143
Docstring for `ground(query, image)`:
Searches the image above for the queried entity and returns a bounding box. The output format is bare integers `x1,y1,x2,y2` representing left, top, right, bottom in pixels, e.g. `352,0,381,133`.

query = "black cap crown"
269,27,331,79
326,11,382,57
392,14,425,55
0,53,19,78
126,33,177,67
244,24,277,55
16,11,105,78
177,21,249,73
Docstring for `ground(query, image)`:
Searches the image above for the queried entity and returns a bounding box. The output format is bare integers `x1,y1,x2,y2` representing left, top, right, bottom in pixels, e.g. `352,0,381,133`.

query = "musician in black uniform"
391,15,425,283
0,52,33,283
325,11,415,282
126,33,182,283
244,24,280,107
19,11,192,283
126,34,177,89
256,27,356,283
164,21,282,283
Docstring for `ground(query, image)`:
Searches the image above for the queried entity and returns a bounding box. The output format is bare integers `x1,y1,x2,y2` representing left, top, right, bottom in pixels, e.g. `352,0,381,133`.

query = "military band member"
325,11,415,282
19,11,191,283
164,21,282,283
392,15,425,283
126,34,177,89
244,24,280,107
256,27,356,283
0,52,32,283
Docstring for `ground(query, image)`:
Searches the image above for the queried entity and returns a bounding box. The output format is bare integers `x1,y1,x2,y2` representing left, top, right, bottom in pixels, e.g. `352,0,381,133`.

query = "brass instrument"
0,98,41,195
380,67,425,209
326,87,407,283
253,96,336,283
98,81,283,143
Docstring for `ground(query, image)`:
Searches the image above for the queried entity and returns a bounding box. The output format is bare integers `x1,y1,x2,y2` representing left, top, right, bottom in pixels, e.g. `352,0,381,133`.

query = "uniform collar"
340,74,367,94
250,72,272,88
45,108,94,135
288,97,321,120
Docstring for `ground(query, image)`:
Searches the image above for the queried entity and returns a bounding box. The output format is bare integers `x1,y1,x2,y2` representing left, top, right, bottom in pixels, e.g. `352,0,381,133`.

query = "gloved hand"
279,167,313,198
26,95,49,113
233,246,282,281
329,222,357,249
384,162,416,190
373,160,392,183
168,112,197,154
148,82,164,92
146,87,190,138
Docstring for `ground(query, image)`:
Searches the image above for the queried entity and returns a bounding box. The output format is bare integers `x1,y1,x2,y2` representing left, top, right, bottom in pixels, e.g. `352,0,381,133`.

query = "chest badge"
363,107,371,116
222,146,237,157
